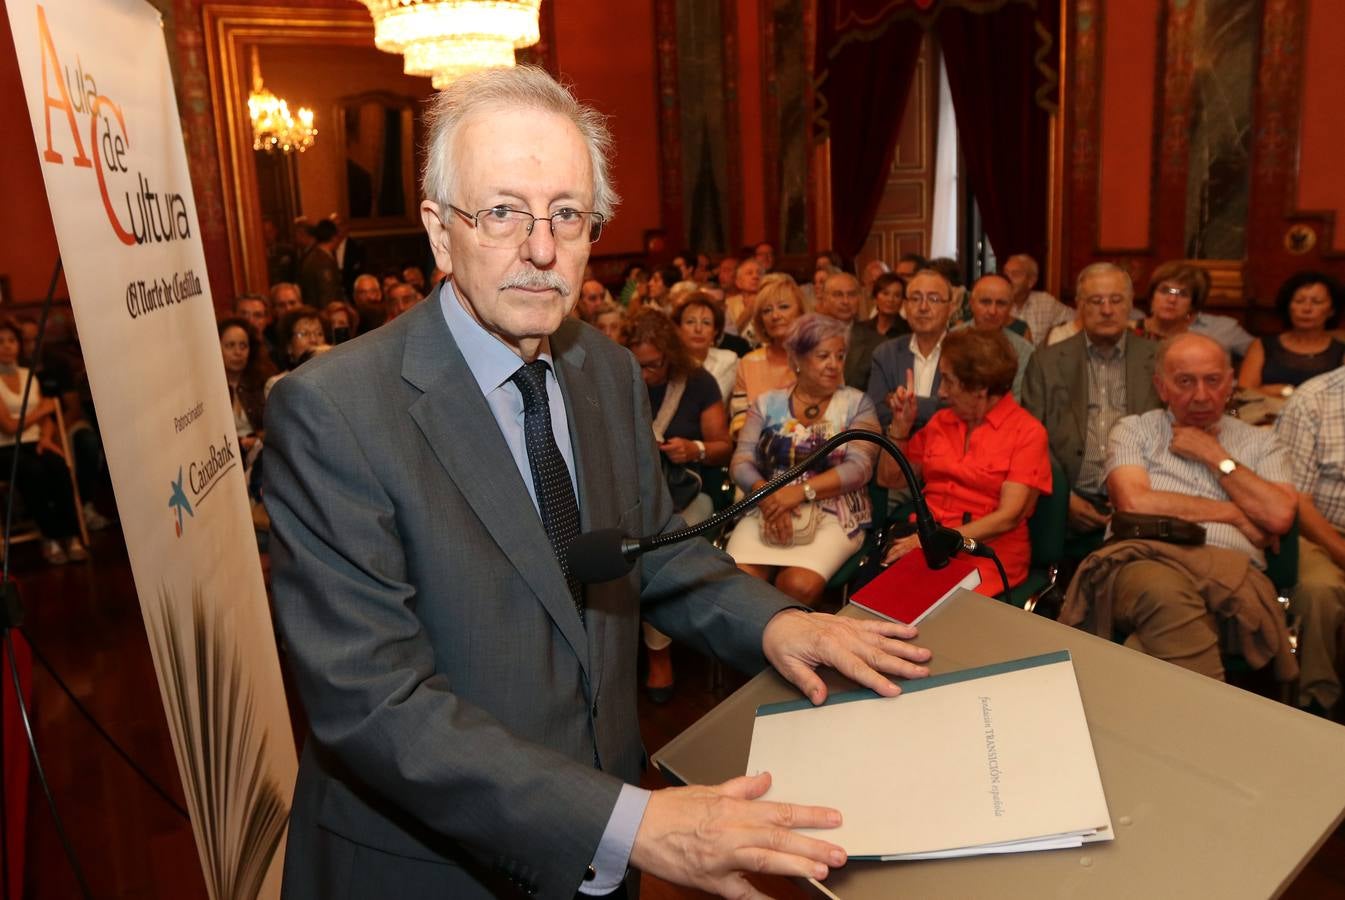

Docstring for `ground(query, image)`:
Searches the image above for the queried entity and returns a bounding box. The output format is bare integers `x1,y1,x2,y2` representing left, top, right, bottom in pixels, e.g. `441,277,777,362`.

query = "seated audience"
727,314,881,605
625,310,732,702
893,252,928,280
1022,262,1163,541
1061,333,1297,682
233,293,273,362
1275,364,1345,717
1239,271,1345,397
671,252,695,282
1004,253,1074,345
1133,261,1255,357
927,257,966,321
724,258,763,340
351,273,385,331
618,263,648,310
402,265,427,295
592,300,627,343
386,282,423,321
646,265,681,315
218,317,273,499
265,306,327,397
574,278,609,324
0,318,85,564
878,329,1052,596
955,273,1035,399
321,301,359,344
754,241,775,273
858,273,913,340
299,219,344,306
673,293,738,402
808,263,840,308
730,274,804,431
819,272,889,390
713,255,738,292
860,259,891,296
867,269,956,433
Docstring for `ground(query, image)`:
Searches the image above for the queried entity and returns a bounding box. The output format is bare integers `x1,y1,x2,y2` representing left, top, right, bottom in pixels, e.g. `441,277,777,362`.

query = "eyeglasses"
293,328,324,341
638,356,667,371
448,204,606,248
1156,285,1191,299
907,291,951,306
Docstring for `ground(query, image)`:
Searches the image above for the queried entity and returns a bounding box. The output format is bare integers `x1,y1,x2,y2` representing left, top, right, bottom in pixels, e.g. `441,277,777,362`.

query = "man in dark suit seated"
1021,262,1163,543
265,64,932,900
816,271,885,390
866,269,955,434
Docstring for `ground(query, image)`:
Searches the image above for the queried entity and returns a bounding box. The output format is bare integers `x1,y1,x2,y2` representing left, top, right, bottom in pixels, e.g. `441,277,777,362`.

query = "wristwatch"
1217,458,1238,476
693,439,706,461
801,481,817,502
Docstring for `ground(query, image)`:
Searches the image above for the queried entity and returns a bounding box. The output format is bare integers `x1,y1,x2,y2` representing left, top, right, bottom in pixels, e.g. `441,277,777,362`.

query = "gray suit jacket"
1019,332,1163,490
265,299,792,900
845,320,897,391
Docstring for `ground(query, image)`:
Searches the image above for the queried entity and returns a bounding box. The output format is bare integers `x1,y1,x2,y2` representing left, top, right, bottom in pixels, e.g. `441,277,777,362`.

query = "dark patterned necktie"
510,360,584,623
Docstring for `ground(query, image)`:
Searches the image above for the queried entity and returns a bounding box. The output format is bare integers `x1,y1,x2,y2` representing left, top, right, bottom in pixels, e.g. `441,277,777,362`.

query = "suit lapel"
553,326,618,698
1065,337,1089,442
401,302,590,675
1124,340,1154,414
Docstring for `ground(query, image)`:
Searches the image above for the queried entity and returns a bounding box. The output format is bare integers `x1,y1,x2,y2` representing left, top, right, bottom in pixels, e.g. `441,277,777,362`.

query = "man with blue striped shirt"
1103,333,1297,679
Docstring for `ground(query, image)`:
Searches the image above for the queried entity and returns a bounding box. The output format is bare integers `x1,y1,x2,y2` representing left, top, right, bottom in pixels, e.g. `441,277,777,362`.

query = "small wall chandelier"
247,48,317,154
358,0,542,90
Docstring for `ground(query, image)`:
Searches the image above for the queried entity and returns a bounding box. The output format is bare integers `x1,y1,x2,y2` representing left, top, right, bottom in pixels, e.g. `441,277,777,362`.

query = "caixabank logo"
168,435,237,538
28,4,203,319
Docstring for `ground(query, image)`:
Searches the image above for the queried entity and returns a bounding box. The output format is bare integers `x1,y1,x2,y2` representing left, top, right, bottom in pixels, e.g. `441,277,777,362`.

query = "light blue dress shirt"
438,283,650,894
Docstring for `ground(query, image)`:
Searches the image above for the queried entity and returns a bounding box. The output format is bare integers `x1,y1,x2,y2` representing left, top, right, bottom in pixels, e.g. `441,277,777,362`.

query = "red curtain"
935,2,1058,265
814,6,925,259
814,1,1059,263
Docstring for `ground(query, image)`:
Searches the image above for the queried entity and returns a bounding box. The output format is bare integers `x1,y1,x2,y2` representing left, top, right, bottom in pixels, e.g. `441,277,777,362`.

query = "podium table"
653,591,1345,899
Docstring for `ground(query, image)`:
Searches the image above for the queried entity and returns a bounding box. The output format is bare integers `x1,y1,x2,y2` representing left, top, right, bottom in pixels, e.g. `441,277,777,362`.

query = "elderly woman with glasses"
866,269,958,435
726,314,881,605
879,328,1051,596
265,306,328,398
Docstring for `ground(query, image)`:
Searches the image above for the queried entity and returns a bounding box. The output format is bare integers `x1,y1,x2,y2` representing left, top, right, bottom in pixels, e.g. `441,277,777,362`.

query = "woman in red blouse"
877,328,1051,595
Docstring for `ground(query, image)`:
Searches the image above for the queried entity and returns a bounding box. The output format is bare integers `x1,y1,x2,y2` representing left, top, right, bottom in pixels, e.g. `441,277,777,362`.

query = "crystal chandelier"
359,0,542,90
247,48,317,154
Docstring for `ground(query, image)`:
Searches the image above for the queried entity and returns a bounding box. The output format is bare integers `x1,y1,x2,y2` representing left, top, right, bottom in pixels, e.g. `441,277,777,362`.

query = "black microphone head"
919,525,966,570
567,529,637,583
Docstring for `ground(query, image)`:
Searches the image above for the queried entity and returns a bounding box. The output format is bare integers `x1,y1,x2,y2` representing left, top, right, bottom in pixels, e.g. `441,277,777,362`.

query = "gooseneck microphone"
566,429,1011,596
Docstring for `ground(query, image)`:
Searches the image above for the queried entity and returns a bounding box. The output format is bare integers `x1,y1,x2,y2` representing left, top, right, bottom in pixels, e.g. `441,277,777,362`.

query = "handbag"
754,500,818,547
1109,511,1206,546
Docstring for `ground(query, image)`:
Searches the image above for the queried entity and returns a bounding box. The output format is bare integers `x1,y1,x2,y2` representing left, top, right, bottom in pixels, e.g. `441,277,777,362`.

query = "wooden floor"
7,527,1345,898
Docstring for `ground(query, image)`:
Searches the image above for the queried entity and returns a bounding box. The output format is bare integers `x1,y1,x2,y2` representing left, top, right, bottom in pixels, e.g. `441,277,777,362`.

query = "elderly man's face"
717,257,738,288
969,277,1014,331
1002,257,1035,301
423,108,591,354
861,260,889,289
1156,336,1233,430
893,259,919,279
754,243,774,271
578,280,606,321
273,286,303,316
354,276,382,306
237,298,269,332
1077,270,1132,345
904,273,954,337
735,259,762,294
389,284,421,316
820,274,862,323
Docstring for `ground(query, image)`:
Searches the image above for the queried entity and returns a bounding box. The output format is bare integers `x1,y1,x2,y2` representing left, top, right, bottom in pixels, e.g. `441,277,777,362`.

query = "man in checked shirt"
1276,364,1345,717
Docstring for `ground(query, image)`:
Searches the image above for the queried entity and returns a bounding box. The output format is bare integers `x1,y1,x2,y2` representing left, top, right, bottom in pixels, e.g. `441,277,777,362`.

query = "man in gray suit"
1020,262,1163,537
265,66,931,900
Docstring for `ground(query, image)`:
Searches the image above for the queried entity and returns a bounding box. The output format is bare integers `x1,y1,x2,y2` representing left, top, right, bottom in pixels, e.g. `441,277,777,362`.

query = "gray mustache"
500,270,571,296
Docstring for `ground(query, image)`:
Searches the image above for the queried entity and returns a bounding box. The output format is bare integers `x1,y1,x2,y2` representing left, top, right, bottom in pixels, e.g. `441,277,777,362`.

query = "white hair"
420,65,620,219
1075,261,1134,299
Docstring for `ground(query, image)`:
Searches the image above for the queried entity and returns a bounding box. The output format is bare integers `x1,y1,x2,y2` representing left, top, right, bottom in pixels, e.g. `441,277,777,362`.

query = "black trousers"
0,442,77,540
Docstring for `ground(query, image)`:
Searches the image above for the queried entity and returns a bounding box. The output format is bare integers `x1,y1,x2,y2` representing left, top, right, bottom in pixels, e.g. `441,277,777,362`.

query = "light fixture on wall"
247,48,317,154
358,0,542,89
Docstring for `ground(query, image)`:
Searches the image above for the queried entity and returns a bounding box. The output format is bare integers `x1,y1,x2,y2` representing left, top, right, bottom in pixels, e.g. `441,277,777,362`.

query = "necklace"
791,389,823,420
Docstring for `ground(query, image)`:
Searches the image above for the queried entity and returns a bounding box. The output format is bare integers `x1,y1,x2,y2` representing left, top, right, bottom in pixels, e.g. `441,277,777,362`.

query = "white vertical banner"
3,1,296,896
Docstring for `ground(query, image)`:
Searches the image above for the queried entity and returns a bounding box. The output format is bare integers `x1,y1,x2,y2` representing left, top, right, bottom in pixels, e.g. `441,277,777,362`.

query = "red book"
850,546,981,625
